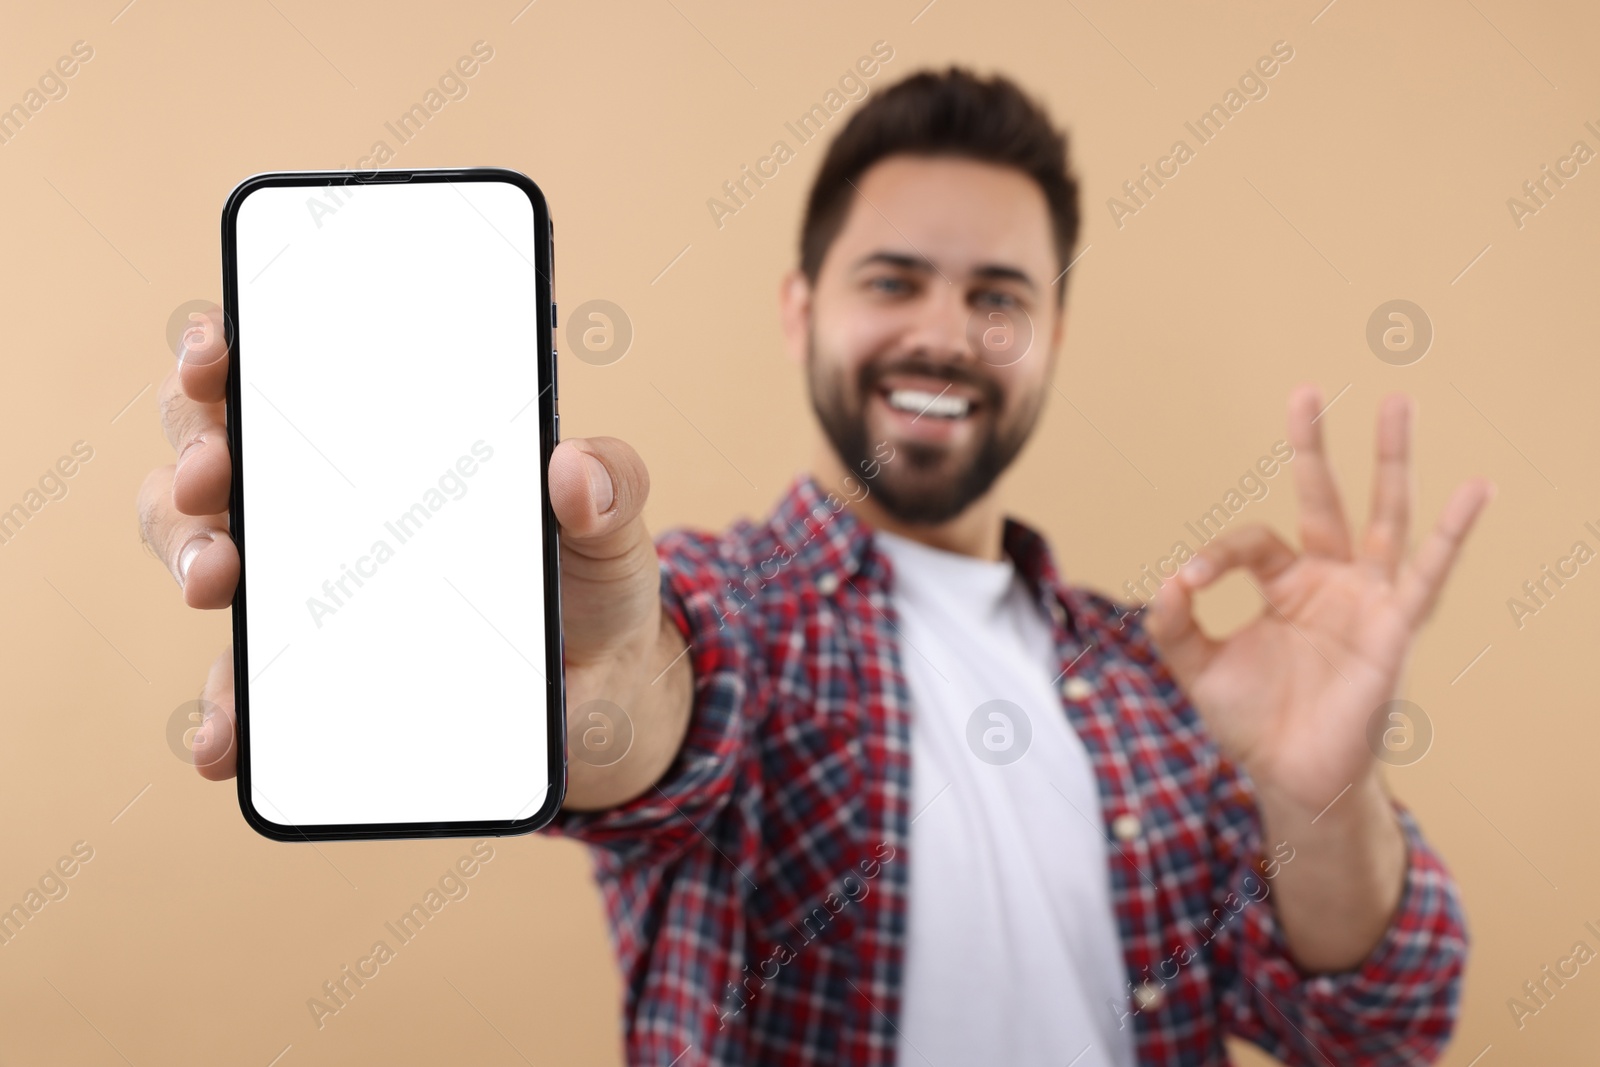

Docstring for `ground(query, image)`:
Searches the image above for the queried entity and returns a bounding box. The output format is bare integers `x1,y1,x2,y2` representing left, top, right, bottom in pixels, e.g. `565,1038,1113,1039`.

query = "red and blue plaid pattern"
545,474,1465,1066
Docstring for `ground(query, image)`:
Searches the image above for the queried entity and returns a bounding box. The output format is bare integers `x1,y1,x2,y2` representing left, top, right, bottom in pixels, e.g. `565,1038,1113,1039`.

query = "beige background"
1,0,1595,1062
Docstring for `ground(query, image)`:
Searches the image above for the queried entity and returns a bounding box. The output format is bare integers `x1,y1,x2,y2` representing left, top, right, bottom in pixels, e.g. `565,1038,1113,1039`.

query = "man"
141,69,1492,1065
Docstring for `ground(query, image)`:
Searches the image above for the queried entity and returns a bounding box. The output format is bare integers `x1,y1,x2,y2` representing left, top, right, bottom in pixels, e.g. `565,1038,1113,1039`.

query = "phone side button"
553,413,560,442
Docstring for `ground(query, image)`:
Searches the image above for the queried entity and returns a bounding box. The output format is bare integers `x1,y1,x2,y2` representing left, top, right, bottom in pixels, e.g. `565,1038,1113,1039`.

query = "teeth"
886,389,971,419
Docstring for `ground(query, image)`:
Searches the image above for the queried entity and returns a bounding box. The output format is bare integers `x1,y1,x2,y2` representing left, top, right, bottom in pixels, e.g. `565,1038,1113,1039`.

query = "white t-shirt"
873,530,1135,1067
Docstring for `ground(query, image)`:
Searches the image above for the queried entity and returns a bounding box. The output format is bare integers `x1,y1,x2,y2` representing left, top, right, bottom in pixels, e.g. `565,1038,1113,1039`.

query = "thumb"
549,436,653,562
1144,570,1220,690
548,436,662,660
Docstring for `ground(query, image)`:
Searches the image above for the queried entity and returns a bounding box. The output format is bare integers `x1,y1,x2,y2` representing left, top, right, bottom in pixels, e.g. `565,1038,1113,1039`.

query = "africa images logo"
305,441,494,628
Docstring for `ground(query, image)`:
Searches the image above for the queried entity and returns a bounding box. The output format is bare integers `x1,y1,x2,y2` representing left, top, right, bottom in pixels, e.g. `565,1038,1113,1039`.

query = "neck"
812,441,1006,561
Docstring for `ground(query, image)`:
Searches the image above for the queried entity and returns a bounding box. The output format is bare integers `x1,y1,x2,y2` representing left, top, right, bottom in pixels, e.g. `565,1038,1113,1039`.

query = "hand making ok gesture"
1145,385,1493,971
1147,385,1493,815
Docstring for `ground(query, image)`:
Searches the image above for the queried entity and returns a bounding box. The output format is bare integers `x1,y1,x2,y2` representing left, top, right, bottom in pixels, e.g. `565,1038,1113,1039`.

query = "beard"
806,338,1041,525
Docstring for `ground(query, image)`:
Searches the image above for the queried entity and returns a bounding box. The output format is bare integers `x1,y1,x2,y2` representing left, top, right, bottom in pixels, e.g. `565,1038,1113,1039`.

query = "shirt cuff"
1238,801,1467,1050
539,543,755,875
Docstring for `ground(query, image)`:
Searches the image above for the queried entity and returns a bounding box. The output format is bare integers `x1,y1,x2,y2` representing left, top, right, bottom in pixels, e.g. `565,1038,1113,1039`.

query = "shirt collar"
769,472,878,583
772,473,1128,649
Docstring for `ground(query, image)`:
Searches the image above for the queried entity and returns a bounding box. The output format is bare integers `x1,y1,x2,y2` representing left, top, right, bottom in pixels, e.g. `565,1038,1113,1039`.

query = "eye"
866,274,912,297
974,289,1020,310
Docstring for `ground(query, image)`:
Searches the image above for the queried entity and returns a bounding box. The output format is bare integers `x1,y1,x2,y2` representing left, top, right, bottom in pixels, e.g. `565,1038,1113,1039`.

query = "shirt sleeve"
1210,766,1468,1066
537,528,763,878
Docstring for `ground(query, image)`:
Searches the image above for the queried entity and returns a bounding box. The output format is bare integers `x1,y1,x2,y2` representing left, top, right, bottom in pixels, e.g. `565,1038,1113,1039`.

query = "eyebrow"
851,250,1038,292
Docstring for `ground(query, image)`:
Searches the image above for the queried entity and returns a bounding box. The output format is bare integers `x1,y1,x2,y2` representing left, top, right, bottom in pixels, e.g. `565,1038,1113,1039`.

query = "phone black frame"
220,167,565,842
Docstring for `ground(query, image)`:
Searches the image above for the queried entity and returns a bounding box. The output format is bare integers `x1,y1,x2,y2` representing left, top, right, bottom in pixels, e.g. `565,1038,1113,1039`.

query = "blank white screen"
234,179,549,829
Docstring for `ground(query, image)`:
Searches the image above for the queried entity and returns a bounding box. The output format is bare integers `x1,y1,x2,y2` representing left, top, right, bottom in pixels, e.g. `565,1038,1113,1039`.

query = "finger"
170,402,232,517
1397,477,1495,627
550,437,661,664
190,646,238,781
549,436,652,562
1144,574,1222,690
1287,384,1354,560
137,465,239,609
158,363,225,456
1176,523,1299,592
1360,392,1412,579
159,359,232,515
176,305,230,404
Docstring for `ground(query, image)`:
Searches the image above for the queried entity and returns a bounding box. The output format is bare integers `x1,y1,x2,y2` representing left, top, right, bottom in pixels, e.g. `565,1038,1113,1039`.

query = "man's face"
790,154,1064,524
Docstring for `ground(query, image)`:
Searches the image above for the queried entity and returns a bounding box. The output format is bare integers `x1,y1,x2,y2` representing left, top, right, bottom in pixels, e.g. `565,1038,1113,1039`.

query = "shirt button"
1048,599,1067,627
816,573,839,596
1132,981,1164,1011
1111,812,1142,841
1061,676,1094,701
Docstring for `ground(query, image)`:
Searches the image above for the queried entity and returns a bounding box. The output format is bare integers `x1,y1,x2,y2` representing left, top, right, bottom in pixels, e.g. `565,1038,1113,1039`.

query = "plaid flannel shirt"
544,473,1466,1066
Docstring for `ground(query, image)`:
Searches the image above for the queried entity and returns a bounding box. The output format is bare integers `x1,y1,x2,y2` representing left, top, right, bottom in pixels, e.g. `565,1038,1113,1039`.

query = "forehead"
824,154,1056,278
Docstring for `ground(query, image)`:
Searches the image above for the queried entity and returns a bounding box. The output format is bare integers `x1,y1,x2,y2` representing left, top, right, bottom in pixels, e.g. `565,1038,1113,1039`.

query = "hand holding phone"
136,169,695,841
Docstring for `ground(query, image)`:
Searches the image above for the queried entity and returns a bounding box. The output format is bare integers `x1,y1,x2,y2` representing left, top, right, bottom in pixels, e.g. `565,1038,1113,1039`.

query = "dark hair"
799,67,1080,303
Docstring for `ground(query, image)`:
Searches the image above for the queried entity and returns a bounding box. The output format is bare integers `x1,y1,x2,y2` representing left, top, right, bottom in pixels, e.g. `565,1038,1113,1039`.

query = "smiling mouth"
883,387,974,420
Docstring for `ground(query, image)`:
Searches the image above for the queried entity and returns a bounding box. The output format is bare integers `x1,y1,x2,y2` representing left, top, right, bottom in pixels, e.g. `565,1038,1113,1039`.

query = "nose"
899,280,974,365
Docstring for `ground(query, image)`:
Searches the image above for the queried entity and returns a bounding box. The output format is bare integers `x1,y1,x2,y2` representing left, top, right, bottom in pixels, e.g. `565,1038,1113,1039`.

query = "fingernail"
177,319,223,366
177,532,214,585
1180,557,1213,585
178,435,206,466
583,453,614,513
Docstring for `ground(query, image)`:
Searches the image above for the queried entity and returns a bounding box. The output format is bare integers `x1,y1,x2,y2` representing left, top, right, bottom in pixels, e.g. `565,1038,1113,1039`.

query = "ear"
1048,300,1066,354
778,268,813,366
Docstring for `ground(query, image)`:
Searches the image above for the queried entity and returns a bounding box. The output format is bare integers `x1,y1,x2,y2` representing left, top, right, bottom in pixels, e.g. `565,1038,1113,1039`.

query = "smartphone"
221,167,564,841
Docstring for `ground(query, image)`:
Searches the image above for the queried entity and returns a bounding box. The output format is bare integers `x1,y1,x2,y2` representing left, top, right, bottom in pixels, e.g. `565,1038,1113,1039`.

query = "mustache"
858,357,1003,407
